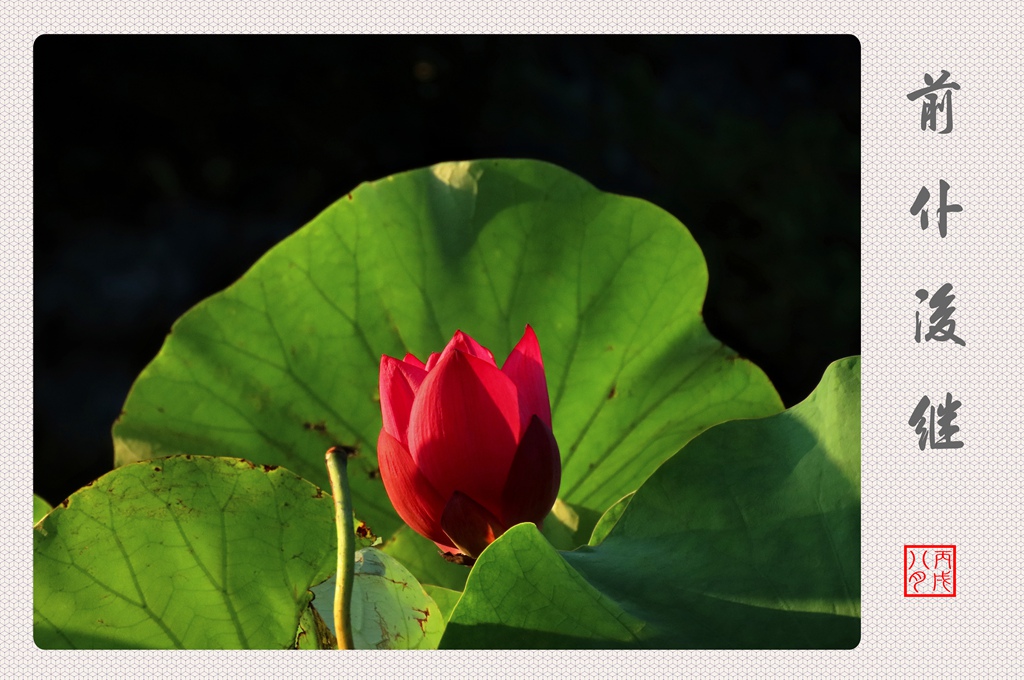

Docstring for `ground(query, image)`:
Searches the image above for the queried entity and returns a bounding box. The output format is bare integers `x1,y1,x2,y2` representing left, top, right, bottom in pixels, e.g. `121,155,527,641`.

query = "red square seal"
904,545,956,597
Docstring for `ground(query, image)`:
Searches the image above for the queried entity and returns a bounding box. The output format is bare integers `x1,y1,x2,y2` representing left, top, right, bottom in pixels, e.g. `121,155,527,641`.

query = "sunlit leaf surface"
34,456,336,649
113,159,782,585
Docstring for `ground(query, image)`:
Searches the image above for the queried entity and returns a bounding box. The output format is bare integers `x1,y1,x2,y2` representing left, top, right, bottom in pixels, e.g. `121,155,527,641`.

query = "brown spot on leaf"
347,193,353,200
262,464,279,472
303,420,327,432
367,467,380,480
153,466,162,472
60,498,69,508
607,385,617,399
440,551,476,567
412,607,430,633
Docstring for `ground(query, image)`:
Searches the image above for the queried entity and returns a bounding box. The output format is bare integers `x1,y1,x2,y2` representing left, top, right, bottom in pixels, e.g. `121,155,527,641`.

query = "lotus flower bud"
377,326,561,561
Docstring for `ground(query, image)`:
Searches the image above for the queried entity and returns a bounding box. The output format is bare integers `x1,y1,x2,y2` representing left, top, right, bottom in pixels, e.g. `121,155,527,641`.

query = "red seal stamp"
904,545,956,597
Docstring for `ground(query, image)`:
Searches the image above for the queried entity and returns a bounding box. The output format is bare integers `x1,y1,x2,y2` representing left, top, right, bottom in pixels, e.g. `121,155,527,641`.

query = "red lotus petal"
403,353,426,369
440,491,508,559
376,429,454,549
407,350,520,516
439,329,497,366
424,352,442,372
499,415,561,527
379,355,427,445
501,325,553,432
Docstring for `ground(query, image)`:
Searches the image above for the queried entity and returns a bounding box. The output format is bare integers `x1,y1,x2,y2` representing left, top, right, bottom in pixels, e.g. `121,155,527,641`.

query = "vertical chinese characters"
902,71,963,599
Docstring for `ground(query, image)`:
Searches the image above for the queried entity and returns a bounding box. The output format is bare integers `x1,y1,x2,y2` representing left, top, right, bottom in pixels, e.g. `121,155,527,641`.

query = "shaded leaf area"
112,159,781,584
33,494,53,525
442,358,860,649
310,548,444,649
540,498,605,552
34,456,336,649
440,524,649,649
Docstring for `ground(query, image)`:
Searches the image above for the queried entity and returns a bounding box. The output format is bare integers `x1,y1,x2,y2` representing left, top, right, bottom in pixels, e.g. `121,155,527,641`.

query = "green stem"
325,446,356,650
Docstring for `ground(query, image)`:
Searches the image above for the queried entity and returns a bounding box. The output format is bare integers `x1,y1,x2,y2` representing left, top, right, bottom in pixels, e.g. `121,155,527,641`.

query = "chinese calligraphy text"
907,70,960,134
910,180,962,238
909,393,963,450
915,283,965,345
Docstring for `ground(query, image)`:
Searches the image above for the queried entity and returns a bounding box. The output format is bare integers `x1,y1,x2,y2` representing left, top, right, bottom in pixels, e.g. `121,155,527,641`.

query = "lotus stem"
325,445,357,650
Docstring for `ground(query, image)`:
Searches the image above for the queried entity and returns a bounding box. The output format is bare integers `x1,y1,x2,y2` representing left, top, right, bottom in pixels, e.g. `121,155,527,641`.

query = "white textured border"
8,2,1021,677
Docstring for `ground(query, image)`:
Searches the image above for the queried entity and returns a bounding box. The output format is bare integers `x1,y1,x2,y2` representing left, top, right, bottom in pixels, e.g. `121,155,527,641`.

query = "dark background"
34,35,860,507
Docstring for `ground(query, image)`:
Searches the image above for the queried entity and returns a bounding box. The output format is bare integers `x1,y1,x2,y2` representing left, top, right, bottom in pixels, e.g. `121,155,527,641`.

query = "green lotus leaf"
441,357,860,649
310,547,444,649
112,159,782,584
34,456,336,649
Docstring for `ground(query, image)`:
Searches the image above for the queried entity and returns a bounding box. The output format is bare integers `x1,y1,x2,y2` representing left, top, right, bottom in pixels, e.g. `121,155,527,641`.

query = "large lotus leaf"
112,159,782,581
441,357,860,649
34,456,336,649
